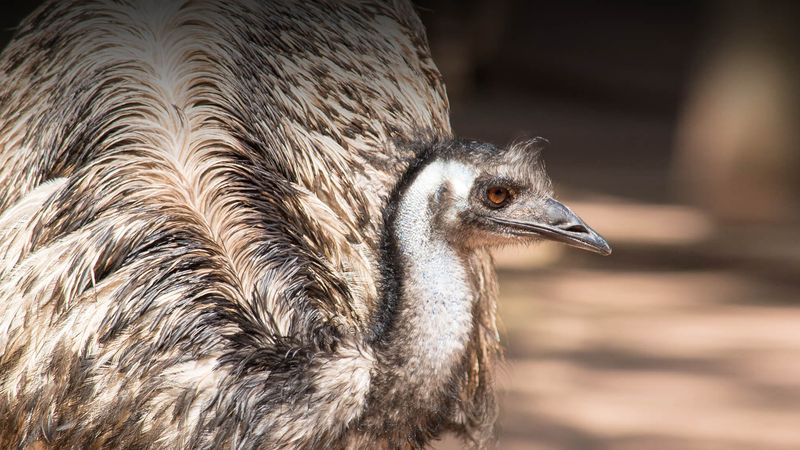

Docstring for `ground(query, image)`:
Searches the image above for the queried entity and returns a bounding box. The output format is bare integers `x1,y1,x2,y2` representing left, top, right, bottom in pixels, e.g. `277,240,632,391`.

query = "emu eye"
485,186,511,207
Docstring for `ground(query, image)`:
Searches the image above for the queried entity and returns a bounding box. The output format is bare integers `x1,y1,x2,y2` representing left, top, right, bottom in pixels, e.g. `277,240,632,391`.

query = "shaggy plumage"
0,1,502,448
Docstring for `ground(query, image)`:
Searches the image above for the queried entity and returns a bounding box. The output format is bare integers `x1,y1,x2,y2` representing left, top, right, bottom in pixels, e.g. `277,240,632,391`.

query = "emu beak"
535,198,611,255
493,198,612,255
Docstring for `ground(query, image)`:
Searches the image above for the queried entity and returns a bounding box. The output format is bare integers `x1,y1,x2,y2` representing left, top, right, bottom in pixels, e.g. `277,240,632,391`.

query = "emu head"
405,138,611,255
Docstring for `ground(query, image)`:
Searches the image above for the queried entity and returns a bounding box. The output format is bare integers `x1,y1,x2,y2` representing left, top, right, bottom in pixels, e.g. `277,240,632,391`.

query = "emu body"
0,1,608,448
0,1,479,447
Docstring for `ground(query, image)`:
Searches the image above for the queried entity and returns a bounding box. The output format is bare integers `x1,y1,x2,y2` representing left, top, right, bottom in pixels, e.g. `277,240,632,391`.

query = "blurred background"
3,1,799,449
416,1,800,449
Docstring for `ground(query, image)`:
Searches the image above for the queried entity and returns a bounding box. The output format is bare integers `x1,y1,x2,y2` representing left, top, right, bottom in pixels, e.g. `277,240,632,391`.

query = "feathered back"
0,1,498,448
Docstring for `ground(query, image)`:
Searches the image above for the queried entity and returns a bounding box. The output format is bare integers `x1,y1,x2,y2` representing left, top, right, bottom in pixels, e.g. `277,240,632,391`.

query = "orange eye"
486,186,510,207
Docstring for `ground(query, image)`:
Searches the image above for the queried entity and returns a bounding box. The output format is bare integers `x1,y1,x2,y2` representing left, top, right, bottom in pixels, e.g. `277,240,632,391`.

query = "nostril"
564,224,588,234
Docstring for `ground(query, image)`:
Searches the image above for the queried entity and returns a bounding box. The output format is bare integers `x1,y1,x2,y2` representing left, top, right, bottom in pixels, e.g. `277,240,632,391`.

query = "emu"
0,1,609,448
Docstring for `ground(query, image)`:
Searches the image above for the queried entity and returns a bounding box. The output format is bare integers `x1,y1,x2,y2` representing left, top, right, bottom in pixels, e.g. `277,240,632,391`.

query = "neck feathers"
374,158,476,390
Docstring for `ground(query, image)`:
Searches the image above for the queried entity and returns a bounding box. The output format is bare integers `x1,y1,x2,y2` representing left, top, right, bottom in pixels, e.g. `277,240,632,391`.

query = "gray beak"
537,198,612,255
491,198,612,255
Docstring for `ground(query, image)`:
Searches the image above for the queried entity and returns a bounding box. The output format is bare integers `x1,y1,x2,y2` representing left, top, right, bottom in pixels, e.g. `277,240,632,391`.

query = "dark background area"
416,0,706,203
1,2,40,45
3,2,799,449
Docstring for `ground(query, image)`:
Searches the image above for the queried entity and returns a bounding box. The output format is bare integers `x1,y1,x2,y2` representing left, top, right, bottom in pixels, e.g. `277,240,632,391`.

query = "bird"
0,1,610,449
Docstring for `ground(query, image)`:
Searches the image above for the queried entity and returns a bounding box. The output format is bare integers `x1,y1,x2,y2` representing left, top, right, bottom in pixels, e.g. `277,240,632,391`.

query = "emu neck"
385,160,476,388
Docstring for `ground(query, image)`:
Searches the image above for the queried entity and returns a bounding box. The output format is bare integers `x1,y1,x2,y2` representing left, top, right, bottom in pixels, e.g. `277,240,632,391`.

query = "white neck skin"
392,160,477,389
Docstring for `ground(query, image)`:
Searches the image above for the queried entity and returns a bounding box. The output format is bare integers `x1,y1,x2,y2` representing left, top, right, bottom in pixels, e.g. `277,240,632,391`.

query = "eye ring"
485,186,511,208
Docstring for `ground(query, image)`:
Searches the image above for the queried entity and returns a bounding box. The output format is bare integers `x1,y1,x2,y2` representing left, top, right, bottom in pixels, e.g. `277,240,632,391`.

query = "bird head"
407,138,611,255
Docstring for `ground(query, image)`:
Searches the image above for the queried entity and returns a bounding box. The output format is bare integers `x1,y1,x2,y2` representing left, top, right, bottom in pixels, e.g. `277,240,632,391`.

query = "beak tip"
588,238,612,256
593,235,612,256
